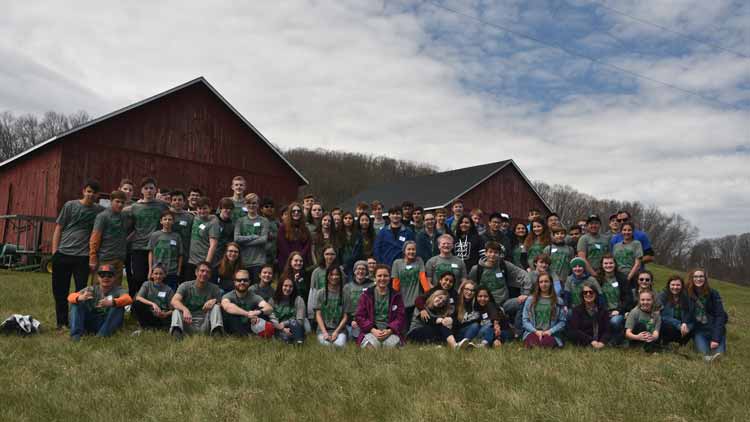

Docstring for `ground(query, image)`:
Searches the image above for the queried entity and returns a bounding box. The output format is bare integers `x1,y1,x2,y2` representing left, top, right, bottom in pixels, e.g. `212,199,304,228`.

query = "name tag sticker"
398,236,406,242
199,224,206,230
496,272,503,278
551,248,558,253
157,291,167,298
595,244,602,250
106,295,113,302
242,207,248,212
253,222,261,227
179,220,188,226
611,282,619,288
482,313,488,319
170,240,177,246
405,265,413,270
451,263,458,268
449,298,454,304
392,305,398,311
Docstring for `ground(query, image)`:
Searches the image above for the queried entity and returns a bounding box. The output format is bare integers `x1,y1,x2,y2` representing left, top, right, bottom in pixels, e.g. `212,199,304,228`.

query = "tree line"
1,110,746,285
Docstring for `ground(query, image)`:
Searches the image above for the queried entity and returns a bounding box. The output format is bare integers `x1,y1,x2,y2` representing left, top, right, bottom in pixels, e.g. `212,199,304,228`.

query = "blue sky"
1,0,748,237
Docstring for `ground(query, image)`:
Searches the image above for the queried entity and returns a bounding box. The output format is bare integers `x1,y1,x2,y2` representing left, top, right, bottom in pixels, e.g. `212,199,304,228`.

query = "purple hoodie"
354,287,407,346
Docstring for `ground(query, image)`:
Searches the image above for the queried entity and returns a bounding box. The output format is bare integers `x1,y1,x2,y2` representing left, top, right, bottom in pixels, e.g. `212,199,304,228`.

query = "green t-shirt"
234,215,269,267
577,233,609,271
176,280,222,315
249,284,274,302
544,244,574,279
136,281,174,311
315,289,343,331
342,279,374,315
270,296,305,324
56,200,104,256
526,240,546,269
79,285,128,316
425,255,466,287
511,244,525,268
374,290,389,329
148,231,183,275
601,276,621,312
533,297,553,331
625,307,661,333
188,216,220,265
613,240,643,277
391,258,425,308
126,201,170,251
220,197,247,222
171,210,194,258
93,208,127,261
564,276,602,307
469,263,508,305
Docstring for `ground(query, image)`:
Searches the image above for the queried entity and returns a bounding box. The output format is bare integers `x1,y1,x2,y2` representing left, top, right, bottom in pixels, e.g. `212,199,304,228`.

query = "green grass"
0,265,748,422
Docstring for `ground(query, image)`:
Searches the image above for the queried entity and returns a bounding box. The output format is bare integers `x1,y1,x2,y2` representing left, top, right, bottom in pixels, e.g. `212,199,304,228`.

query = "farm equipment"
0,215,56,272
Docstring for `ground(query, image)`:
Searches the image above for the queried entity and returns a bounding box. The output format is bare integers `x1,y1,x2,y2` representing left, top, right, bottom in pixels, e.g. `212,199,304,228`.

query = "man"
401,201,414,227
186,187,202,214
302,194,316,220
187,197,220,277
89,190,128,285
482,212,512,259
234,193,270,281
260,197,279,268
471,208,486,236
370,200,387,231
170,190,194,282
446,199,464,232
374,207,415,267
577,214,609,277
118,178,135,206
355,201,369,217
411,206,424,232
51,180,105,329
607,213,620,237
215,198,236,266
67,264,133,341
546,213,561,230
425,234,466,287
416,211,439,263
435,208,450,235
609,210,654,266
499,213,511,233
221,269,274,337
221,176,248,222
170,262,223,338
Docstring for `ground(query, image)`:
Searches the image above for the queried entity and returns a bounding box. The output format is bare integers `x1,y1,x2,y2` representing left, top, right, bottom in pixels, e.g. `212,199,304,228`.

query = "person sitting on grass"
521,273,566,349
597,254,629,344
407,288,468,350
686,269,728,362
474,286,508,348
270,277,306,345
657,275,694,348
249,264,275,301
314,266,348,348
343,260,374,341
625,290,661,352
170,261,224,339
133,264,174,331
221,269,274,338
567,281,611,349
354,264,406,348
68,264,132,341
414,272,459,321
454,280,481,345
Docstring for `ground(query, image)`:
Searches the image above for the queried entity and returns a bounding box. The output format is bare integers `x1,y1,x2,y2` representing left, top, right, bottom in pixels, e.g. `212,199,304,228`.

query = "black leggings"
407,324,453,343
132,301,170,330
660,323,692,346
51,253,90,327
129,250,150,297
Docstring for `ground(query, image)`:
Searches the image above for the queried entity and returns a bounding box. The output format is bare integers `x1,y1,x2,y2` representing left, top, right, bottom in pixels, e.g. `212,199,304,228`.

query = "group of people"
52,176,728,360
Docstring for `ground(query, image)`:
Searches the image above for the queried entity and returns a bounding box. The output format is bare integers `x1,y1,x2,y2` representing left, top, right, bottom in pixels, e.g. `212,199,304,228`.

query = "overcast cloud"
1,0,748,237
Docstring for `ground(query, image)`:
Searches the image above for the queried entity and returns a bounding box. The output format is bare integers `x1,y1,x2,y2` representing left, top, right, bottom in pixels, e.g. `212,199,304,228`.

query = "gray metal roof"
0,77,309,185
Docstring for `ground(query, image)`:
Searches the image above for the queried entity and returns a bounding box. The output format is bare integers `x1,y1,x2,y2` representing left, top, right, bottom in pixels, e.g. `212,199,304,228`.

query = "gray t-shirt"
148,231,183,275
176,280,222,315
92,208,127,261
136,281,174,311
188,216,220,265
314,289,344,331
222,290,264,312
577,233,609,271
125,201,170,251
425,255,466,287
56,200,104,256
391,258,426,308
234,215,270,267
625,307,661,333
342,279,374,315
249,283,274,302
613,240,643,278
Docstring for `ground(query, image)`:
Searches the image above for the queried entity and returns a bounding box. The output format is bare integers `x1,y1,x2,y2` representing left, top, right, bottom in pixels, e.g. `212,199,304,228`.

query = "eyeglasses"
262,205,274,208
582,290,595,296
98,273,115,278
291,209,302,213
638,278,651,282
235,278,251,283
616,219,627,223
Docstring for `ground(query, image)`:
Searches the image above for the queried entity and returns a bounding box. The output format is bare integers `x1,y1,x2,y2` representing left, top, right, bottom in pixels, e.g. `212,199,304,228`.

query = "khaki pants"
170,305,223,335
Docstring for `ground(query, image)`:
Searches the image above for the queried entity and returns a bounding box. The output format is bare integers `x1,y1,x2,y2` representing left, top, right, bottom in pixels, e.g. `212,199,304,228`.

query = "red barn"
338,160,551,224
0,77,307,254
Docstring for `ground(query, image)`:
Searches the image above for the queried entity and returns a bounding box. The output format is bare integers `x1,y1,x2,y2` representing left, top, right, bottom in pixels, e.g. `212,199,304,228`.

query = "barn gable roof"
338,159,551,213
0,77,308,185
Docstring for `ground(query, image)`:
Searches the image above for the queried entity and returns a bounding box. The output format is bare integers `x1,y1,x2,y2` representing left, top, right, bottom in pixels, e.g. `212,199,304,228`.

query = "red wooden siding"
461,165,550,224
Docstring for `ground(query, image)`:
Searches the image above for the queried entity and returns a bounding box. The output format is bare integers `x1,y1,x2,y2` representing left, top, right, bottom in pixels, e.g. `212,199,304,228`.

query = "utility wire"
425,0,742,109
591,0,750,60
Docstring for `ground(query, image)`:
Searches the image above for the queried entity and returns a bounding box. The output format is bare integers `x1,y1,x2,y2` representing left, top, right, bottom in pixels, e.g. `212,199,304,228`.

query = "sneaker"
705,352,722,363
456,338,470,350
131,330,142,337
467,342,478,350
124,305,132,313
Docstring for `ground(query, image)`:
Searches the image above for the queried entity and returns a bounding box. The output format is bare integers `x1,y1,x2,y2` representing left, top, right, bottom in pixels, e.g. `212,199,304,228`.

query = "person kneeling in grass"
221,269,274,337
625,290,661,352
657,275,694,348
270,277,307,344
686,268,727,362
170,261,223,339
355,264,406,348
133,264,174,330
315,266,348,347
68,264,132,341
567,281,611,349
522,273,566,348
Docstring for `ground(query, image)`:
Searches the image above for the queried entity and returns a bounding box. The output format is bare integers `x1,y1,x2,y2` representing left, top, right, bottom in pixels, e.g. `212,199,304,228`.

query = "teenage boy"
435,208,450,235
411,206,424,232
416,211,439,263
148,211,183,290
124,177,170,297
156,188,171,204
221,269,274,337
186,187,202,214
544,225,575,279
499,213,511,233
577,214,609,277
446,199,464,232
215,198,235,266
51,180,104,328
68,264,133,341
374,207,415,267
471,208,486,236
607,214,620,237
370,200,387,231
302,194,315,220
187,197,220,278
609,210,654,265
89,190,127,285
355,201,369,218
425,234,466,287
482,212,511,258
170,190,193,282
118,178,135,206
221,176,247,222
170,262,223,338
567,224,582,252
546,213,561,230
234,193,270,282
469,241,529,307
401,201,415,227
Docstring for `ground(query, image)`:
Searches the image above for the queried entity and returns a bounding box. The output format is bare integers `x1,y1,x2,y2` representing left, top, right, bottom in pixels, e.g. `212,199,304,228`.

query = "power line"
424,0,742,110
591,0,750,60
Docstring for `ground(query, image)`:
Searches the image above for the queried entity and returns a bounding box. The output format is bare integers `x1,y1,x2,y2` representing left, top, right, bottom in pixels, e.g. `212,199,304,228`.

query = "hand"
322,331,331,341
202,299,216,312
591,341,605,349
351,321,358,328
680,324,689,337
517,295,528,304
441,317,453,329
542,330,552,337
183,310,192,325
147,271,153,281
610,310,619,316
494,325,501,337
250,316,259,325
78,289,93,301
419,309,430,322
151,303,161,315
710,341,720,350
96,298,114,308
89,261,97,273
282,327,292,336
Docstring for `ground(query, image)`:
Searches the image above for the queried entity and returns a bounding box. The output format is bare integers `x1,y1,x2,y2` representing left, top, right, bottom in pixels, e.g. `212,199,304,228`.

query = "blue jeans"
478,324,496,344
609,314,625,344
457,322,480,341
693,327,726,355
69,304,125,339
276,320,305,344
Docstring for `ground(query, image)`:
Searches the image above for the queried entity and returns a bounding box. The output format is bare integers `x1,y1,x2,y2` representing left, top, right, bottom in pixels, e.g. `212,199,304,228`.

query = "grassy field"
0,264,747,422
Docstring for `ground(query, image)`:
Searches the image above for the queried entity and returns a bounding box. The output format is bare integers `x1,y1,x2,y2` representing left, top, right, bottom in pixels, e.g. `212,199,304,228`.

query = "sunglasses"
291,209,302,213
235,278,251,283
262,204,274,208
98,272,115,278
638,278,651,281
616,219,628,223
582,290,595,296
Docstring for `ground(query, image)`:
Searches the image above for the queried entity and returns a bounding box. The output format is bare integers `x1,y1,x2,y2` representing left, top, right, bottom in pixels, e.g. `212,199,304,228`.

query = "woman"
343,260,374,340
391,241,430,330
686,268,727,361
280,251,308,303
453,215,484,272
612,222,643,282
415,271,458,315
314,266,348,347
406,289,466,349
474,286,506,347
277,202,311,270
307,247,341,321
522,273,566,348
213,242,242,293
132,264,174,330
355,264,406,348
567,281,611,349
657,275,694,347
597,254,628,344
269,277,306,344
309,213,337,271
625,289,661,352
624,270,656,313
338,211,363,277
357,213,375,260
523,217,550,271
249,264,275,301
454,280,481,343
510,223,529,269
